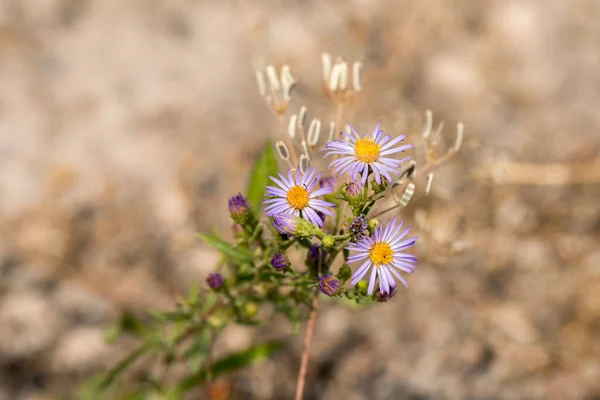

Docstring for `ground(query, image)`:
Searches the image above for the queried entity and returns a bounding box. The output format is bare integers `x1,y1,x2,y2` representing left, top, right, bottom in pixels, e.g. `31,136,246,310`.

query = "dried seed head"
338,61,349,90
266,65,280,90
399,182,415,207
255,70,266,97
425,173,434,195
453,122,464,152
327,121,335,143
422,110,433,139
288,115,298,139
321,53,332,82
352,61,363,92
307,118,321,146
281,65,295,101
298,106,308,128
276,140,290,161
299,154,310,173
283,80,295,101
328,63,342,92
301,140,310,158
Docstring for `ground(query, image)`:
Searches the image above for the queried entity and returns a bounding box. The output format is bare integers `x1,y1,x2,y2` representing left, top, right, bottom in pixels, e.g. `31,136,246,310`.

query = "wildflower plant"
94,53,463,400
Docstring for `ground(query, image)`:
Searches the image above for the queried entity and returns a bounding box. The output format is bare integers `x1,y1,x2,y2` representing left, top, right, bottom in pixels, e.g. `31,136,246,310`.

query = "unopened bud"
368,218,380,233
321,235,335,249
337,264,351,281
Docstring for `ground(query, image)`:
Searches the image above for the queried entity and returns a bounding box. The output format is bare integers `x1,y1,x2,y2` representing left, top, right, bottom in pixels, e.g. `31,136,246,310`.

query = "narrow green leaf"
99,342,155,390
169,341,283,396
196,233,253,263
246,139,278,215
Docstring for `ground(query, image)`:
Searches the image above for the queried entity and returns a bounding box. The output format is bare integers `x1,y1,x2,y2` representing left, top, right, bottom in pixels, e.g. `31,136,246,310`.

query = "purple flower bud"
316,210,326,225
319,176,336,191
228,193,251,221
348,214,368,239
206,273,223,290
317,276,340,296
345,180,362,197
375,286,397,302
272,214,297,235
270,253,289,270
306,244,327,271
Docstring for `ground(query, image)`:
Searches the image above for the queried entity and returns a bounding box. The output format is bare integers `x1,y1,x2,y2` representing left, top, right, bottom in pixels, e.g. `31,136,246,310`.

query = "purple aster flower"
263,167,335,228
324,122,411,185
319,176,336,191
206,273,223,289
228,193,250,219
272,214,297,235
317,276,340,296
375,286,397,302
345,216,417,295
271,253,289,270
306,244,327,270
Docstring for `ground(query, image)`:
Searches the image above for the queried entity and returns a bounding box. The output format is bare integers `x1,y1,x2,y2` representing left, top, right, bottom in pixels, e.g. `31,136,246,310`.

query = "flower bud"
321,235,335,249
343,180,362,197
337,264,351,281
348,215,367,240
319,176,336,191
367,218,380,234
228,193,251,224
317,276,340,296
306,244,327,272
206,273,223,290
243,302,259,318
356,280,368,294
375,286,398,302
270,253,289,271
272,214,297,235
371,176,388,194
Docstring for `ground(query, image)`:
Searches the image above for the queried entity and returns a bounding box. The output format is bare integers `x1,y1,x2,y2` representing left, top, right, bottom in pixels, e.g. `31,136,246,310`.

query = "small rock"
490,304,538,344
51,327,110,373
0,291,63,359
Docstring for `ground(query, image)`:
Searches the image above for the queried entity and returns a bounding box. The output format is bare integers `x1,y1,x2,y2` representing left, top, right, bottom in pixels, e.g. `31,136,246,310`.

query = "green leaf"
99,342,155,390
246,139,278,215
196,233,253,263
169,341,283,397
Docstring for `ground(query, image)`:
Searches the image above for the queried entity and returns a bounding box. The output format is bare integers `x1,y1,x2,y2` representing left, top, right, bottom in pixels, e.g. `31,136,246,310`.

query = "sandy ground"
1,0,599,399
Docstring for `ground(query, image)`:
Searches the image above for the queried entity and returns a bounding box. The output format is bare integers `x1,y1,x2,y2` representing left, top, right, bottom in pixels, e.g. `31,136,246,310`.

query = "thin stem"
295,295,318,400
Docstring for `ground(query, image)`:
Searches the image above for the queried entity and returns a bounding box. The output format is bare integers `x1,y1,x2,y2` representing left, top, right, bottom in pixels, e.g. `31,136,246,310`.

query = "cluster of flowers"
212,122,418,302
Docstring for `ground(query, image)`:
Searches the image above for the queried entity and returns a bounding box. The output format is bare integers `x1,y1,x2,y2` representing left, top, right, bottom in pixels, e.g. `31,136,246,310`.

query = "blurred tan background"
1,0,599,399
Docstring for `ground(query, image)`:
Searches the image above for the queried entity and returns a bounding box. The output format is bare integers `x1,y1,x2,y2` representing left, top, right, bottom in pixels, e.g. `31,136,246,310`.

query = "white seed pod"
422,110,433,139
321,53,332,82
301,140,310,158
265,65,280,90
453,122,464,152
425,173,434,195
275,141,290,161
352,61,363,92
280,65,294,86
298,106,307,128
338,61,349,90
307,118,321,146
255,70,266,96
287,114,298,139
283,80,295,101
328,63,342,92
327,122,335,143
399,182,415,207
299,154,310,173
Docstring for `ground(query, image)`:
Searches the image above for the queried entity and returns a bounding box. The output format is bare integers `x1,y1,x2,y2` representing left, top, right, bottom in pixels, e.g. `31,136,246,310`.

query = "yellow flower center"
369,242,393,266
354,137,380,163
286,185,309,210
